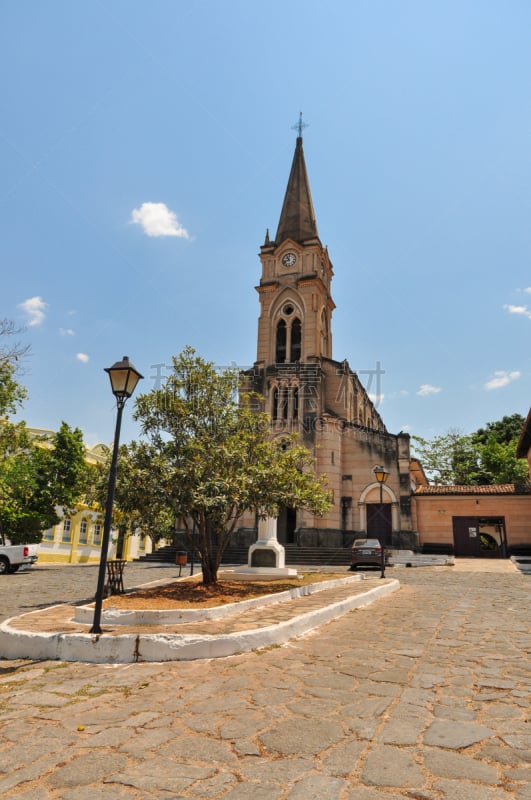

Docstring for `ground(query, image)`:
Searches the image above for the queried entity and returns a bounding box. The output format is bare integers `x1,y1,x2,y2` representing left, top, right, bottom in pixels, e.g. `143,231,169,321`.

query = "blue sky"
2,0,531,447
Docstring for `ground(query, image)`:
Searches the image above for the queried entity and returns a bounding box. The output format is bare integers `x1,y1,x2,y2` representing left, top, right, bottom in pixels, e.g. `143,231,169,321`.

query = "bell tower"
238,121,415,551
255,131,335,370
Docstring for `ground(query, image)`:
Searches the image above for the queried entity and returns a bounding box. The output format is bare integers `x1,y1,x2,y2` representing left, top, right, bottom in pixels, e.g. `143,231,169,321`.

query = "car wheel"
0,557,10,575
8,564,20,573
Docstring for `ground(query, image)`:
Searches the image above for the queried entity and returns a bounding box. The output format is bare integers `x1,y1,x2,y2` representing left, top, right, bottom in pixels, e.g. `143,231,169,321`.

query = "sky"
2,0,531,449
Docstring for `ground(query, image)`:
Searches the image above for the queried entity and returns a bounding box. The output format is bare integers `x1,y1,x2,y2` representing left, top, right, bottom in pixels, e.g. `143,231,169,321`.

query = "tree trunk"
197,519,219,585
201,555,218,585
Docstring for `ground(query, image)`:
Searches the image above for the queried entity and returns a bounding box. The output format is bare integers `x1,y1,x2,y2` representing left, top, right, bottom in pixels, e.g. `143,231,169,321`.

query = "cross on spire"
291,112,308,139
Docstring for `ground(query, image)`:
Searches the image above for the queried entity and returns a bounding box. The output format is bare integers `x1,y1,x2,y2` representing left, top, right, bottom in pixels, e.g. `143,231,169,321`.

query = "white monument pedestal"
229,516,298,581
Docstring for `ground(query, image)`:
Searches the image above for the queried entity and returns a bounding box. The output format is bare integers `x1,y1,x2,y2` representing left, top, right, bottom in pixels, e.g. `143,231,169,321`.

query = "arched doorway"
366,504,392,546
359,482,398,547
277,506,297,544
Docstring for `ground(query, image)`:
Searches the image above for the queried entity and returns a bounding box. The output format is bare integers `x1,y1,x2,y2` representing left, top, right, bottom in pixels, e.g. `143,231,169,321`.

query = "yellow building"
33,432,150,564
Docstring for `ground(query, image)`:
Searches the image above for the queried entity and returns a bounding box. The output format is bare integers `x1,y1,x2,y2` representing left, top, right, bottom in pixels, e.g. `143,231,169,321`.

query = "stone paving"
0,559,530,798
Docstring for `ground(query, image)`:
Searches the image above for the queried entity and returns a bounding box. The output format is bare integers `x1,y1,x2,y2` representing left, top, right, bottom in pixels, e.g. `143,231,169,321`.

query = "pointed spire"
264,228,270,245
275,133,319,245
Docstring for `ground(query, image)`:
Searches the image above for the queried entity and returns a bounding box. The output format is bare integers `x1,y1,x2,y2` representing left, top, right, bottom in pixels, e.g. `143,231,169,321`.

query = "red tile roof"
415,484,531,496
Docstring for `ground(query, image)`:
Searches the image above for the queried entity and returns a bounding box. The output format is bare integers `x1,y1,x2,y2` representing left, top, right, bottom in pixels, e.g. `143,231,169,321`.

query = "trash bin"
176,551,187,575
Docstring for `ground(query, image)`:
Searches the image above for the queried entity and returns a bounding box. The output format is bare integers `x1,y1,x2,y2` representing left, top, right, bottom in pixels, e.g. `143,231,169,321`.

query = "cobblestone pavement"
0,561,530,799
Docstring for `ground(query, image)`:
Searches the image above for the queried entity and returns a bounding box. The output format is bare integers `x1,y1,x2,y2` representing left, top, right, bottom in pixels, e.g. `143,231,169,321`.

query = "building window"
276,320,287,363
42,527,55,542
79,519,88,545
275,308,302,364
61,518,71,543
320,309,328,356
93,524,102,546
282,385,289,420
290,318,301,361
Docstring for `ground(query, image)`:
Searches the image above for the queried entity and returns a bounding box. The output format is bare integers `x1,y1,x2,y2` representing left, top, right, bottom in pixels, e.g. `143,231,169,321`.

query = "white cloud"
76,353,89,364
503,303,531,318
417,384,441,397
130,202,190,238
368,392,384,406
59,328,75,336
524,287,531,294
484,370,520,390
18,296,47,326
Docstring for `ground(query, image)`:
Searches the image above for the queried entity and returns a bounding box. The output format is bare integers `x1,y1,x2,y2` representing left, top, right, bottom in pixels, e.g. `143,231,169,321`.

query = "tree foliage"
472,414,525,447
132,347,332,584
412,414,528,486
0,322,89,543
0,422,89,544
88,440,176,550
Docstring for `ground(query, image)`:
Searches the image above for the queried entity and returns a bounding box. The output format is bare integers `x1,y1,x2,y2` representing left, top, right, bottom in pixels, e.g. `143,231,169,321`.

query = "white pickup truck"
0,537,39,574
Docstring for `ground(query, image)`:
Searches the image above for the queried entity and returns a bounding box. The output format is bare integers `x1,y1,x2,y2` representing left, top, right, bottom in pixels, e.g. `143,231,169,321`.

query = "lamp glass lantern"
373,465,390,486
105,356,144,401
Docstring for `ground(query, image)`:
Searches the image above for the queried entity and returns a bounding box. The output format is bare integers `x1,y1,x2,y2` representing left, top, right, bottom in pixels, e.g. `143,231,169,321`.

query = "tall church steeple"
274,136,319,245
255,126,335,369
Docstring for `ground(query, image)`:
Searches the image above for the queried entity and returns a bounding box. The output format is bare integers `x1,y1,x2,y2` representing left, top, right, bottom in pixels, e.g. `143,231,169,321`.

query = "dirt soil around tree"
103,572,349,610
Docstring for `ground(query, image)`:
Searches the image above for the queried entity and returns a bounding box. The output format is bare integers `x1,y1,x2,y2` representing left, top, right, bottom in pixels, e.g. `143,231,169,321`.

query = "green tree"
473,414,525,446
479,435,528,485
0,320,89,543
133,347,332,585
88,440,177,551
411,430,479,485
0,423,89,544
412,414,529,486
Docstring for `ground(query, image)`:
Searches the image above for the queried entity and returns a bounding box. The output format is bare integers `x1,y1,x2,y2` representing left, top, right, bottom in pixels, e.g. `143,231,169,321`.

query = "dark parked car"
350,538,384,570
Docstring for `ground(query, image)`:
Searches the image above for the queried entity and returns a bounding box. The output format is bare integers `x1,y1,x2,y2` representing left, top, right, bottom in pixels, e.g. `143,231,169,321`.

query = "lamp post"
373,465,390,578
90,356,143,635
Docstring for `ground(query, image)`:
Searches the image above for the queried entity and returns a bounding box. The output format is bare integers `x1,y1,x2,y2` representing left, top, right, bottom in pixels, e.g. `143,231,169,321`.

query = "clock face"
282,252,297,267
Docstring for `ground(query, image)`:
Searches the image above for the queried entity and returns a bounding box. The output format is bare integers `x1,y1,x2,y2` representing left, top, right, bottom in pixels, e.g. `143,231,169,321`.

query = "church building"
237,130,417,550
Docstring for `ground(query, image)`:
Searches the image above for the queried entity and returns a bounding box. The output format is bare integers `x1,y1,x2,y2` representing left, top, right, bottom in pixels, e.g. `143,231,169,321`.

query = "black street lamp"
90,356,143,635
373,465,390,578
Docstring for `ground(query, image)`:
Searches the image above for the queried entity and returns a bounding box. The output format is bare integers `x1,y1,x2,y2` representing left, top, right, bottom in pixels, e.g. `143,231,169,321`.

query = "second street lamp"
373,465,390,578
90,356,143,635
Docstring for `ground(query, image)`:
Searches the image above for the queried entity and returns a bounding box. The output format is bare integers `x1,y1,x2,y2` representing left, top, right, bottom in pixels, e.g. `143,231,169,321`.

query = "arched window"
280,383,289,420
293,386,299,419
320,309,328,357
272,386,279,419
276,320,287,363
290,318,301,362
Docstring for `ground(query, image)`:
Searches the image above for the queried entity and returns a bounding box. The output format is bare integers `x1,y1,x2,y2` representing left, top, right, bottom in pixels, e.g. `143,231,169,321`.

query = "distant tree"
412,414,529,486
478,435,528,485
133,347,332,585
411,430,479,485
472,414,525,446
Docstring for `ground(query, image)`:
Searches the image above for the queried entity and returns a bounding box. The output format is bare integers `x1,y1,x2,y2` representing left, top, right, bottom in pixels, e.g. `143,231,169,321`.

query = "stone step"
139,544,352,566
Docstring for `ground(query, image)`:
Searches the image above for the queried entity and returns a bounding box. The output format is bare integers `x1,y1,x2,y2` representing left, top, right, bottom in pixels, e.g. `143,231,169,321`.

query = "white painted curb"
73,573,365,625
0,580,400,664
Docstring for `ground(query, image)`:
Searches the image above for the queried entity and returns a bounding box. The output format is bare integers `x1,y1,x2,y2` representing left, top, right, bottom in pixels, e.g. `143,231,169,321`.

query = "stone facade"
237,134,416,549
